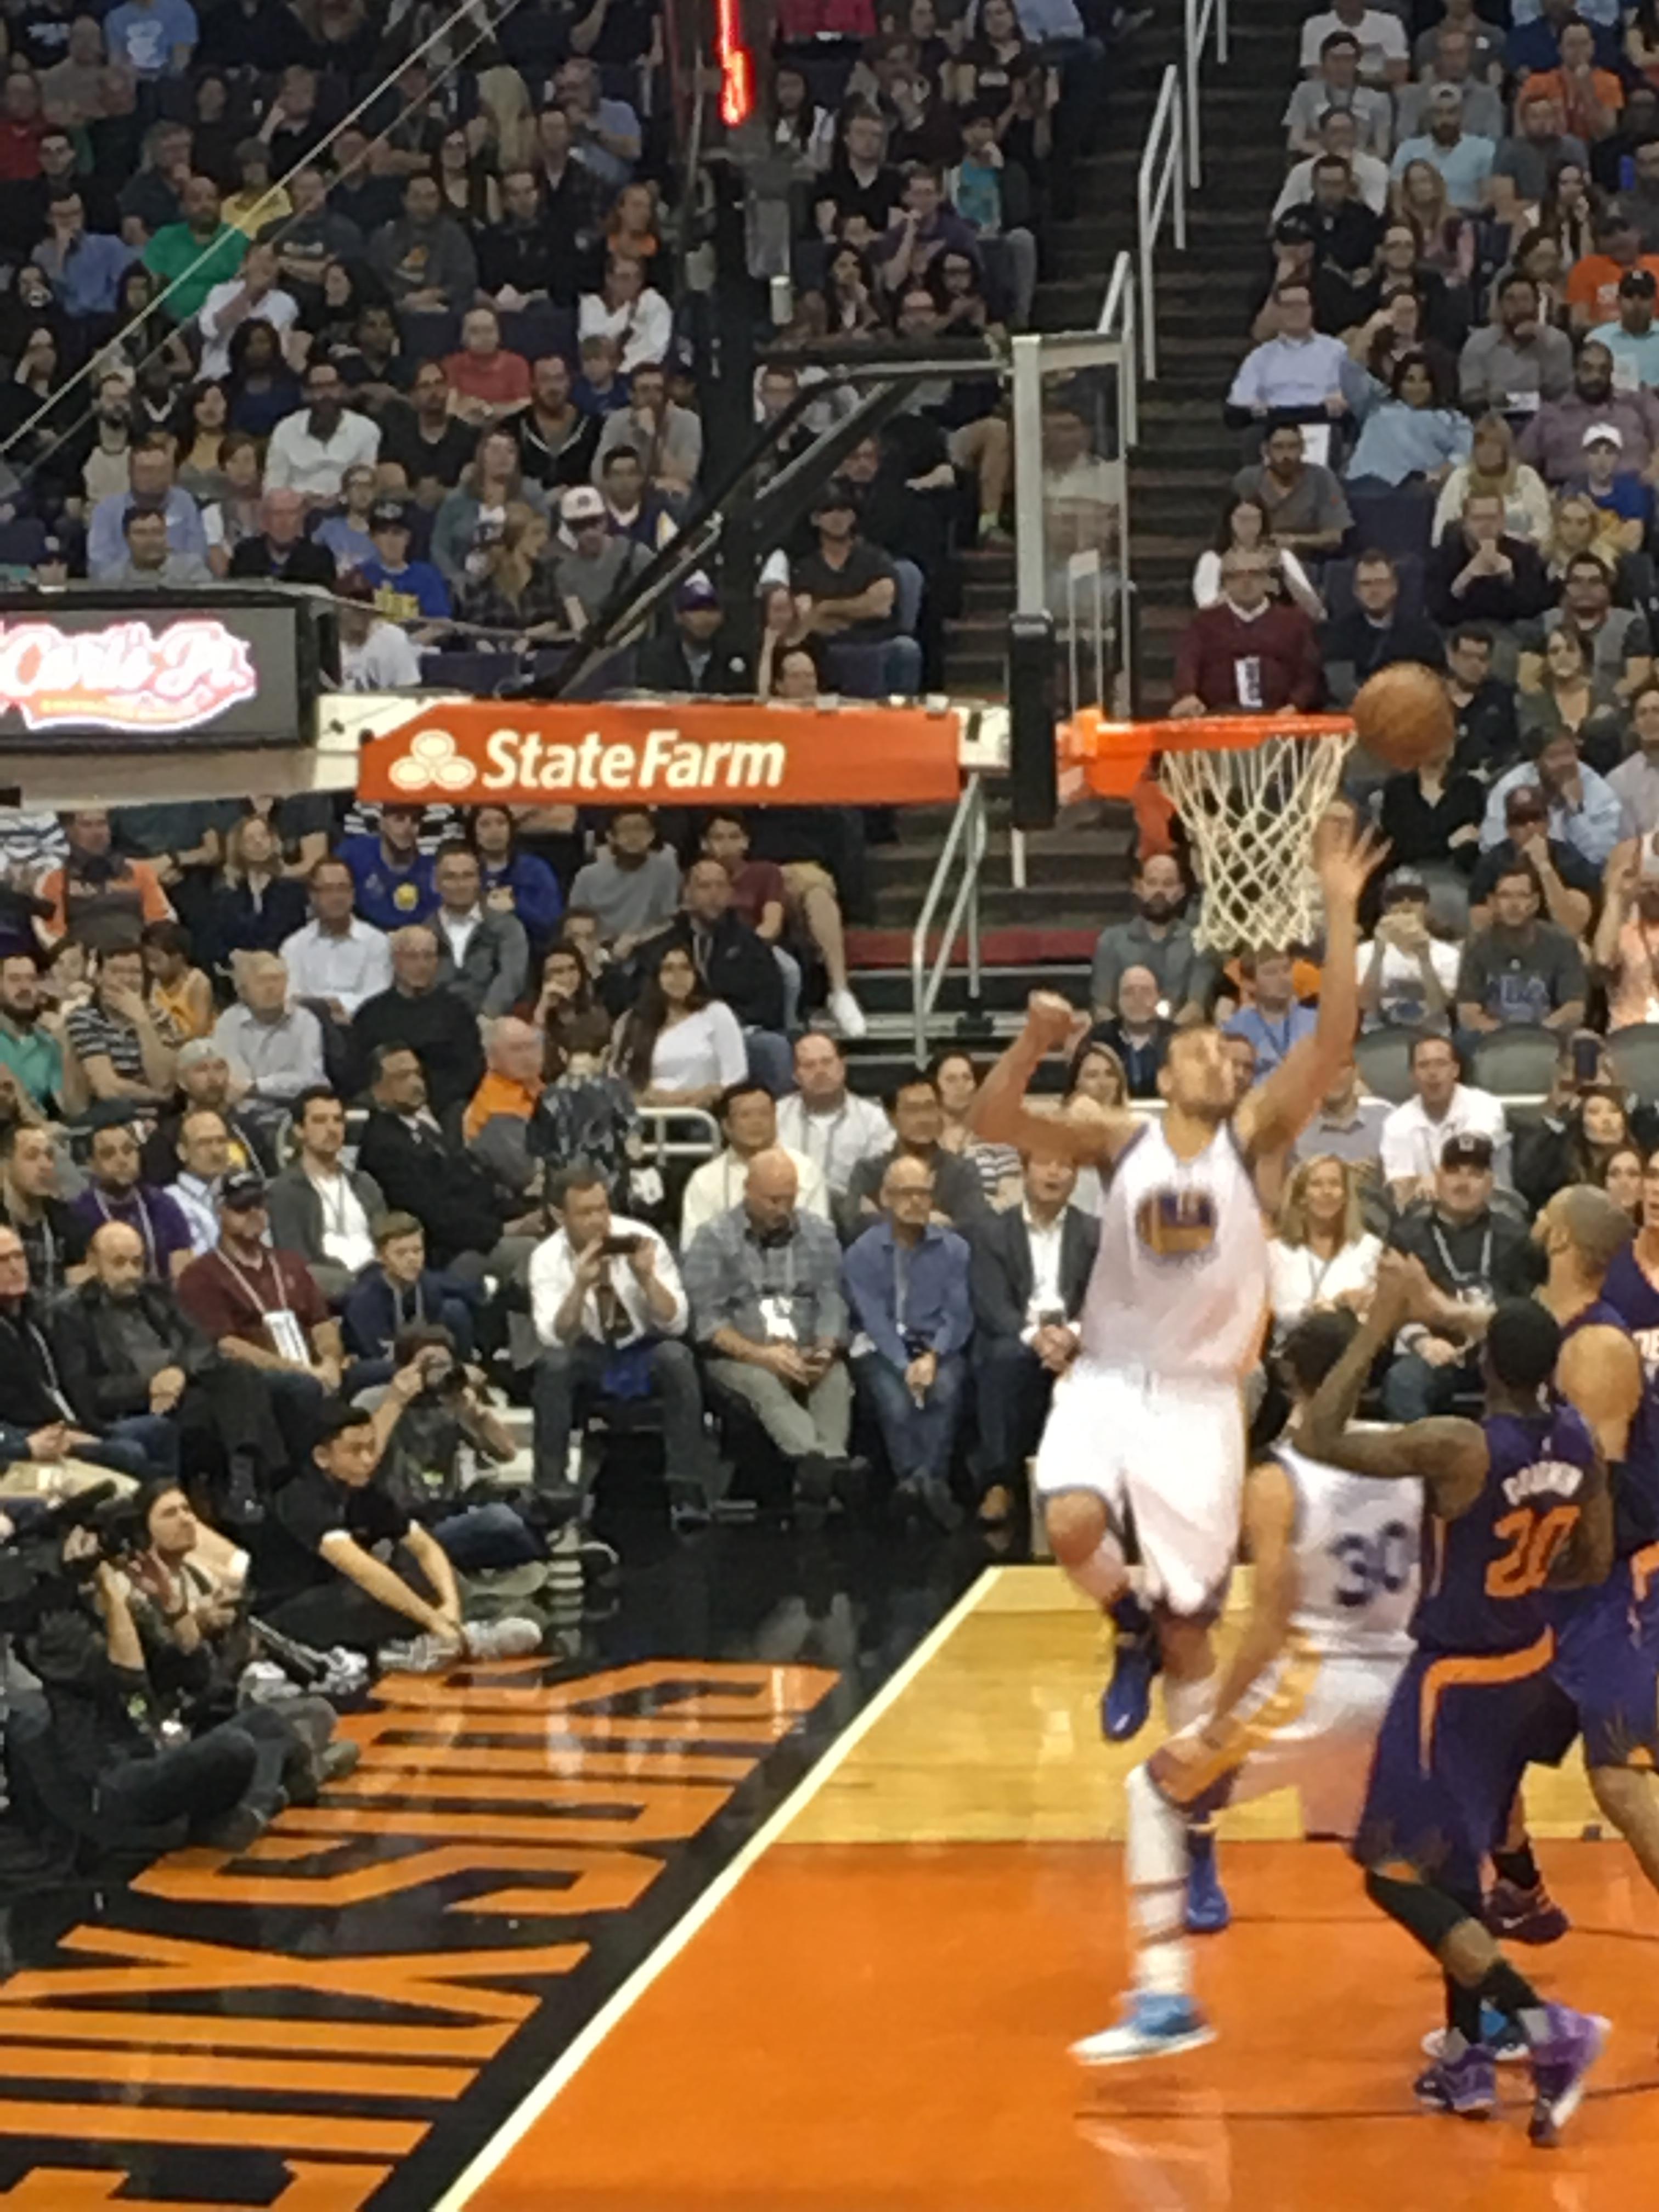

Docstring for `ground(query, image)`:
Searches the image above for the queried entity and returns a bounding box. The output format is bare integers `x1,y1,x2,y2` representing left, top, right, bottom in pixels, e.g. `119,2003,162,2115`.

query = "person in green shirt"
0,952,71,1118
143,174,246,325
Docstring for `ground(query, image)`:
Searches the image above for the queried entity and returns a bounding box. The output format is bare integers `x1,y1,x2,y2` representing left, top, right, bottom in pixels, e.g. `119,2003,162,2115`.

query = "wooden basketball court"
454,1567,1659,2212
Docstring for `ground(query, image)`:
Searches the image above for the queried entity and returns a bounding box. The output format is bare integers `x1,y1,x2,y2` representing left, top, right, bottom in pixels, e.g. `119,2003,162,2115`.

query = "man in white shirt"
1379,1031,1509,1208
529,1165,719,1525
577,256,673,378
680,1081,831,1245
196,241,298,381
280,856,393,1025
337,578,424,691
1299,0,1408,85
166,1108,230,1256
264,359,380,501
1356,868,1461,1032
1274,108,1391,216
211,955,327,1128
1226,280,1351,415
265,1087,383,1301
774,1033,893,1200
1283,32,1393,155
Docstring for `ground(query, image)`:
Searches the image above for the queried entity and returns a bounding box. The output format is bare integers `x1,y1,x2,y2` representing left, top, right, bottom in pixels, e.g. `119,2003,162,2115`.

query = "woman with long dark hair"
1345,347,1471,492
1192,492,1324,618
611,943,746,1109
470,804,565,944
226,318,301,439
528,941,613,1063
174,380,233,499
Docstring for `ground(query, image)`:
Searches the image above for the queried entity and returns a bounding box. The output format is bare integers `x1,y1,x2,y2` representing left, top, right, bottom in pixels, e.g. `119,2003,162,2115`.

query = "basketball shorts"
1353,1632,1558,1895
1153,1640,1404,1837
1532,1549,1659,1772
1033,1360,1246,1616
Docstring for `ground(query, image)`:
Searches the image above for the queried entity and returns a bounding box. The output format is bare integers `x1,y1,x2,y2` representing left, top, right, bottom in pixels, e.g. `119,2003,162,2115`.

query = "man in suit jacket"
356,1044,540,1277
967,1153,1098,1524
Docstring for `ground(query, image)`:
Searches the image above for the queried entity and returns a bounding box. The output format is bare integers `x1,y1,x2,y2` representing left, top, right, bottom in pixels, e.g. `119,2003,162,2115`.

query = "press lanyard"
1430,1220,1492,1291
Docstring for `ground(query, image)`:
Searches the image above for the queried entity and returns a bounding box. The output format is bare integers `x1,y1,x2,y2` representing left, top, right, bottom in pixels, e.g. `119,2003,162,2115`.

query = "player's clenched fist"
1023,991,1079,1054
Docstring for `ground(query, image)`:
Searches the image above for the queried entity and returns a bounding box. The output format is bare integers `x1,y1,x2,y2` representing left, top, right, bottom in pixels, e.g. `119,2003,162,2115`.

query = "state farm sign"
0,617,257,734
358,697,963,809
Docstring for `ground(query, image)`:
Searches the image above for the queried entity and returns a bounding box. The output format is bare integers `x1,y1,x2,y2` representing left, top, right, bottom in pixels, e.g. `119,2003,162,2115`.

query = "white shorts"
1155,1641,1403,1838
1034,1361,1247,1616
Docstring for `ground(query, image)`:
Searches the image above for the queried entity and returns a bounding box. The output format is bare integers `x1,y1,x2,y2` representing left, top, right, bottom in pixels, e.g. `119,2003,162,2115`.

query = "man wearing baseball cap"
357,500,452,622
1357,867,1460,1032
637,574,754,695
1380,1128,1535,1420
1585,266,1659,391
552,481,649,632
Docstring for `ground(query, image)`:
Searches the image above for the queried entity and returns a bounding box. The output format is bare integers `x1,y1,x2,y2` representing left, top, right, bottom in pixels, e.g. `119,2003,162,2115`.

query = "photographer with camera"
250,1400,542,1670
8,1499,287,1852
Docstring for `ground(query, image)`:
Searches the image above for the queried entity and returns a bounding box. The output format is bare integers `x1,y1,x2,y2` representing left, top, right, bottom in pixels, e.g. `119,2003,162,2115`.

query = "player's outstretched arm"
1237,816,1389,1160
1297,1252,1488,1519
969,992,1137,1165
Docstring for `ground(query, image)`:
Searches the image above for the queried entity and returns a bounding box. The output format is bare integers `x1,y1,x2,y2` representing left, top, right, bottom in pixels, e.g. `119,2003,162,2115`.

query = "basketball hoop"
1058,710,1356,952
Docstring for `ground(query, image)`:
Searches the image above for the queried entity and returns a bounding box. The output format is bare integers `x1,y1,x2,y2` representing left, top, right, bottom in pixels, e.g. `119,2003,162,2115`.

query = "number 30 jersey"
1274,1440,1420,1662
1410,1409,1598,1657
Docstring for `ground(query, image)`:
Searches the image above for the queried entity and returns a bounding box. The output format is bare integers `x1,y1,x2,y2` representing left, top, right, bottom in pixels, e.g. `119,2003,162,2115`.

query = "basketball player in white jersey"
971,818,1383,1929
1075,1300,1420,2063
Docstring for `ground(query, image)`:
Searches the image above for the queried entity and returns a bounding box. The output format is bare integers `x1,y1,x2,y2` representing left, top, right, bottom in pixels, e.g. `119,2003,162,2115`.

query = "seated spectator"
1428,488,1553,630
1585,268,1659,390
1395,22,1504,143
1090,851,1215,1022
461,1017,544,1204
1233,416,1352,560
1514,1079,1644,1214
1517,624,1627,775
1459,273,1575,416
1283,32,1392,158
1520,338,1659,484
368,172,477,317
1298,0,1407,87
68,1119,192,1286
1594,834,1659,1025
196,241,297,384
528,1166,718,1525
1290,1054,1390,1174
1444,624,1521,778
611,941,746,1110
265,1087,383,1302
143,173,245,324
933,1048,1022,1207
338,804,437,934
1567,208,1659,337
681,1079,832,1245
356,500,451,623
843,1154,970,1529
597,444,678,554
211,953,326,1125
1607,685,1659,834
1381,1133,1534,1418
1379,1034,1509,1209
1468,777,1598,935
1455,857,1588,1032
0,1223,160,1486
966,1149,1096,1525
1276,107,1390,217
592,361,703,501
1087,965,1172,1097
54,1221,292,1510
698,810,865,1040
1358,868,1460,1030
842,1069,989,1237
140,1039,272,1185
527,943,612,1067
141,922,213,1046
511,353,602,495
427,842,529,1020
1480,729,1624,870
163,1106,228,1265
352,928,485,1119
1266,1154,1383,1339
1345,349,1472,491
1572,421,1656,556
226,487,337,585
341,1212,475,1370
65,942,177,1108
556,54,640,193
682,1148,855,1507
578,253,672,376
251,1401,534,1663
432,428,550,593
356,1046,534,1276
1223,950,1317,1075
86,436,210,582
0,949,75,1118
280,856,393,1026
646,860,791,1096
776,1033,894,1202
1197,490,1327,621
1527,553,1655,699
1388,87,1495,215
1322,550,1448,702
791,479,919,694
469,808,565,948
441,307,532,427
1432,415,1554,546
379,361,477,504
177,1172,342,1453
1171,549,1324,716
1225,279,1351,418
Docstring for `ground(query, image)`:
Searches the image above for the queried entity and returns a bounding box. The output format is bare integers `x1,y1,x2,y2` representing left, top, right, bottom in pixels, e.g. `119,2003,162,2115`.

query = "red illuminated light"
715,0,754,123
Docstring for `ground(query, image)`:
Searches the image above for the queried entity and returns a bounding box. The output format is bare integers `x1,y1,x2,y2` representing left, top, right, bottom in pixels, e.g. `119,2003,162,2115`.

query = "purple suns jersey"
1412,1408,1598,1657
1559,1297,1659,1558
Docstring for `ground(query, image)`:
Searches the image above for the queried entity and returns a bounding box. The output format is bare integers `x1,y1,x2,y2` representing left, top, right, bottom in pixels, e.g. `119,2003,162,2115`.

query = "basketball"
1351,661,1455,770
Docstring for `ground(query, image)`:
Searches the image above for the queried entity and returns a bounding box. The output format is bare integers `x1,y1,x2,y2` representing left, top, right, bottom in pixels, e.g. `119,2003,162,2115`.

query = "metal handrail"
1136,66,1186,381
910,773,988,1065
1183,0,1229,187
1097,247,1139,450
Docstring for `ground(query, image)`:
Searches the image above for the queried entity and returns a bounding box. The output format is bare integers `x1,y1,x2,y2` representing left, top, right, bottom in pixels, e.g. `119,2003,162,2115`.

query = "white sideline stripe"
435,1563,1003,2210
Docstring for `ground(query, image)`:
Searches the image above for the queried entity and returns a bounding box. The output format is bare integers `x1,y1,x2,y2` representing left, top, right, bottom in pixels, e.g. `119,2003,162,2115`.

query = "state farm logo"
0,618,257,733
389,727,478,794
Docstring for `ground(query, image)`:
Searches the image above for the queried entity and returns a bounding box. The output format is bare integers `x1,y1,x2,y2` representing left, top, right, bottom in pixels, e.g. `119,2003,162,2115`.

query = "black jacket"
227,535,338,586
52,1280,218,1425
0,1302,75,1440
1323,608,1448,699
649,911,783,1032
636,634,756,697
356,1108,506,1268
349,985,485,1117
968,1204,1098,1341
1387,1205,1536,1307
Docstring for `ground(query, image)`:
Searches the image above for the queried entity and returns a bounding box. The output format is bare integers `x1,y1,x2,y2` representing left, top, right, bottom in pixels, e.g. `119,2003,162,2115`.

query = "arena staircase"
839,1,1304,1090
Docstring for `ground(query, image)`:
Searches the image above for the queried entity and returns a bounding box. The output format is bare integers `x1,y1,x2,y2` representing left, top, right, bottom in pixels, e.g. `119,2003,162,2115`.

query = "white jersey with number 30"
1083,1116,1269,1381
1275,1440,1420,1660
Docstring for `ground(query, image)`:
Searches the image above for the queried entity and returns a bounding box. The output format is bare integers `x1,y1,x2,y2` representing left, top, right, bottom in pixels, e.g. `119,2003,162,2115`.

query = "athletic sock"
1125,1763,1190,1993
1478,1958,1544,2029
1163,1671,1216,1740
1492,1842,1542,1891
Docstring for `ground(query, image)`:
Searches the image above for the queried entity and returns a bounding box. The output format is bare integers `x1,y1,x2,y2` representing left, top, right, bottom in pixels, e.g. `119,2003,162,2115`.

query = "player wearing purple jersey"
1299,1254,1612,2145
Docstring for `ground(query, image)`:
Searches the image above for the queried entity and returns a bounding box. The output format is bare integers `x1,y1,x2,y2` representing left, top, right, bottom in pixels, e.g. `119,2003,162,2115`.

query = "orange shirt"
463,1069,542,1142
36,857,172,943
441,348,533,408
1565,251,1659,325
1525,65,1623,146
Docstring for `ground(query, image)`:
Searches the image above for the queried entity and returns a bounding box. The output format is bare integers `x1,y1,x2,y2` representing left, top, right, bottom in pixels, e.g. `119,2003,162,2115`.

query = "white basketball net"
1160,727,1355,952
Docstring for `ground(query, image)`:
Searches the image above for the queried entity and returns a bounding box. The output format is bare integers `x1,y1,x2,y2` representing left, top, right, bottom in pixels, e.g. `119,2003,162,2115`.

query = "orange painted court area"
476,1838,1659,2212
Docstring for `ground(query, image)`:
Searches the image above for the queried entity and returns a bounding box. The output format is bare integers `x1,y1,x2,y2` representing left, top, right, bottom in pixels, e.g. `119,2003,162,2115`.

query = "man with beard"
1520,338,1659,483
1460,271,1576,415
0,949,77,1116
0,1121,88,1300
263,359,380,504
1090,851,1216,1024
510,353,601,492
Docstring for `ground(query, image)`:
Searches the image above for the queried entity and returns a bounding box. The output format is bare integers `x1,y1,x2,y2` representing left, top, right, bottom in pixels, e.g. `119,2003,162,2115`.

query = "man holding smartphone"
528,1165,722,1527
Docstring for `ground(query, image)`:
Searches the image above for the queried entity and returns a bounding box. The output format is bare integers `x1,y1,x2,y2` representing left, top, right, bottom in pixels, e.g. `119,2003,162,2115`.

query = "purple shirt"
1517,390,1659,484
70,1184,193,1281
